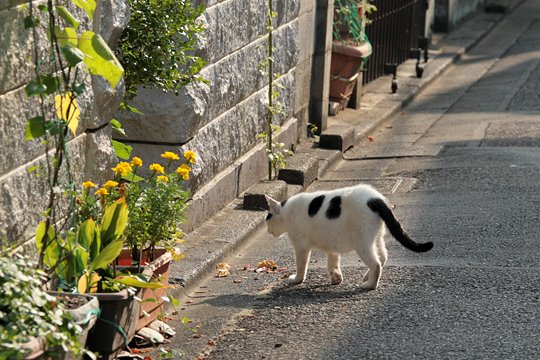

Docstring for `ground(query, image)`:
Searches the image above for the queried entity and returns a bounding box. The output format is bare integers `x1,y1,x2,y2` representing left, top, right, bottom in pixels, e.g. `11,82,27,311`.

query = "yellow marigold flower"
82,181,95,189
130,157,143,167
176,164,190,180
112,162,132,177
157,175,169,182
103,180,119,188
161,151,180,161
95,188,109,196
149,163,165,174
183,150,196,164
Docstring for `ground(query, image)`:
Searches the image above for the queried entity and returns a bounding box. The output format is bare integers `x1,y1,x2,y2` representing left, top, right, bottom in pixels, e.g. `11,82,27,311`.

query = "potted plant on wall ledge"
330,0,374,115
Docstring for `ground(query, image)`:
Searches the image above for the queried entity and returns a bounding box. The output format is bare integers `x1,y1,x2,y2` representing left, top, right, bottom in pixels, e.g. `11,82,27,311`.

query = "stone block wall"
0,0,128,247
117,0,316,231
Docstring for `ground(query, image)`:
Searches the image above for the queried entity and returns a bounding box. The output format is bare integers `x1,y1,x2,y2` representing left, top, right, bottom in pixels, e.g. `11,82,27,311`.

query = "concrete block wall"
118,0,316,231
0,0,128,246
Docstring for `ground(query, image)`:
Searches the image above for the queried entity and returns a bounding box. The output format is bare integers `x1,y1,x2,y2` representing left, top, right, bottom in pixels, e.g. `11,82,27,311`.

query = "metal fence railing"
363,0,429,92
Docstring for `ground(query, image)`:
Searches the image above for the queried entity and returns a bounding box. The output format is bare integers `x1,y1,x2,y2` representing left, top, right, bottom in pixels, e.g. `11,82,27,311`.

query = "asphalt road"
163,1,540,358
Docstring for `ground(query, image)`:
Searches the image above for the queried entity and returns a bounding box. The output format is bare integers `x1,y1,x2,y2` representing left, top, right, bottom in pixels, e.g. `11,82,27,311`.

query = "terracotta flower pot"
330,41,372,106
117,248,174,330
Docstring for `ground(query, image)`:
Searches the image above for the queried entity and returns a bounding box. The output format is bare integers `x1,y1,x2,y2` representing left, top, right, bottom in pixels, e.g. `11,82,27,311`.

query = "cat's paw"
330,272,343,285
360,281,378,291
287,274,304,285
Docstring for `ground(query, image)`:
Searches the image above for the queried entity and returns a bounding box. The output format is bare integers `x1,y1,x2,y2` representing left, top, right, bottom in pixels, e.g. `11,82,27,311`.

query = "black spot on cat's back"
326,196,342,219
308,195,325,217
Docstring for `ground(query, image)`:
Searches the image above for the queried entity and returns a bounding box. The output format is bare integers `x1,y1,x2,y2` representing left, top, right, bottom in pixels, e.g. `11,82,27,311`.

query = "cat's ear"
265,195,281,215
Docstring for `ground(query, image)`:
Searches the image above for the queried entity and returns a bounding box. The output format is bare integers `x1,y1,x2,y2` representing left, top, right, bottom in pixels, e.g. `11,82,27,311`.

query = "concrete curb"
167,4,520,297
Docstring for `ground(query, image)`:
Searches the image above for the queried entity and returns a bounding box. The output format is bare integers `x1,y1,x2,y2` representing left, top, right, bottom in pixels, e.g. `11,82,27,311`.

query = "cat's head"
265,195,288,237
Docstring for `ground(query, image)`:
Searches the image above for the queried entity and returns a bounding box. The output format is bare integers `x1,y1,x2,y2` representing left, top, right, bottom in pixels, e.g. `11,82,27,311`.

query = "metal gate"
363,0,429,90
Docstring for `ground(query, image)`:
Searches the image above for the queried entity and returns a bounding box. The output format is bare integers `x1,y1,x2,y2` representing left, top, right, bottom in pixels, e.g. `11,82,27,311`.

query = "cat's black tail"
367,198,433,253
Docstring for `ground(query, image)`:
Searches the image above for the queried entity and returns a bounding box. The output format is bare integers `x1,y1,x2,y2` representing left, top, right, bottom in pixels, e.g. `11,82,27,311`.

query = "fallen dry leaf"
385,125,393,129
367,136,375,142
208,339,217,347
257,259,278,272
215,262,231,277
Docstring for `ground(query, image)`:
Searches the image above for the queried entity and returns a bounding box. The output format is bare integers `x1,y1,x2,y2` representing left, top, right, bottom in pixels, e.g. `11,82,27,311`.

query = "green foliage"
117,0,207,99
259,0,293,180
333,0,375,45
23,0,125,273
0,256,90,359
105,152,194,254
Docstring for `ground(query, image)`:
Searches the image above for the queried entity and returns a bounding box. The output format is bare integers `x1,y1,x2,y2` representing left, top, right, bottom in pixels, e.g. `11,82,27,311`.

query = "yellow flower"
161,151,180,161
149,163,165,174
157,175,169,182
130,157,143,167
95,188,109,196
103,180,119,188
112,162,132,177
183,150,196,164
176,164,191,180
82,181,95,189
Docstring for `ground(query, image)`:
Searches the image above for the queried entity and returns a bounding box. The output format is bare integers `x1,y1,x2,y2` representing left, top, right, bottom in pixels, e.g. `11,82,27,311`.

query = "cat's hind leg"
363,231,388,283
356,245,382,290
289,246,311,285
327,252,343,285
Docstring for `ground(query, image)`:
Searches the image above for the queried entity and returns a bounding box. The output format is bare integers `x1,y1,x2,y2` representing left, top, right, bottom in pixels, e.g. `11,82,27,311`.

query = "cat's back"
285,183,384,220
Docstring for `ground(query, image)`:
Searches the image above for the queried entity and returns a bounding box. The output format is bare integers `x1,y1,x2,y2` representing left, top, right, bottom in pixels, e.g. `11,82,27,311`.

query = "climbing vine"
258,0,293,180
22,0,124,267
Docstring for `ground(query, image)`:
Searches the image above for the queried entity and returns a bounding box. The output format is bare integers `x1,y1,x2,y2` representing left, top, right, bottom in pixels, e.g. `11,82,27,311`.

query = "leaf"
59,27,78,47
118,101,144,115
35,222,59,269
56,6,80,30
61,44,84,66
257,259,279,272
77,271,101,293
100,198,128,246
112,139,132,159
122,172,144,183
89,239,123,271
114,275,169,289
25,79,47,97
110,119,126,136
72,0,96,19
55,93,80,135
78,31,124,89
41,74,59,95
78,218,96,251
25,116,45,140
215,262,231,278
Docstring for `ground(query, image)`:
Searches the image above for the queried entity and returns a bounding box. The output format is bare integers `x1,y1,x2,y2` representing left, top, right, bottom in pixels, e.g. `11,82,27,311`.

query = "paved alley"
164,1,540,358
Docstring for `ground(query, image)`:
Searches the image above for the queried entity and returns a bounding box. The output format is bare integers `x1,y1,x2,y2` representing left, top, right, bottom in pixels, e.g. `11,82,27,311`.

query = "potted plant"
0,255,96,359
37,194,166,359
102,150,196,329
330,0,374,113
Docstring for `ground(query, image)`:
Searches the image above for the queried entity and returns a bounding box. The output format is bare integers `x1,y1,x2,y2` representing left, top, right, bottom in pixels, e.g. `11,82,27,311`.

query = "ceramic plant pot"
85,288,142,360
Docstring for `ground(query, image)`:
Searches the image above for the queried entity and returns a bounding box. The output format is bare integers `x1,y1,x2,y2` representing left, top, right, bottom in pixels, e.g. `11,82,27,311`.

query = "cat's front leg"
289,247,311,285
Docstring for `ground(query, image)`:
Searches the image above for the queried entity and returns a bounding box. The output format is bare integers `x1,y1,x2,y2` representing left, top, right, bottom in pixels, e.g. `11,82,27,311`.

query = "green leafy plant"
116,0,207,99
0,255,92,359
333,0,375,45
258,0,293,180
93,150,196,268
